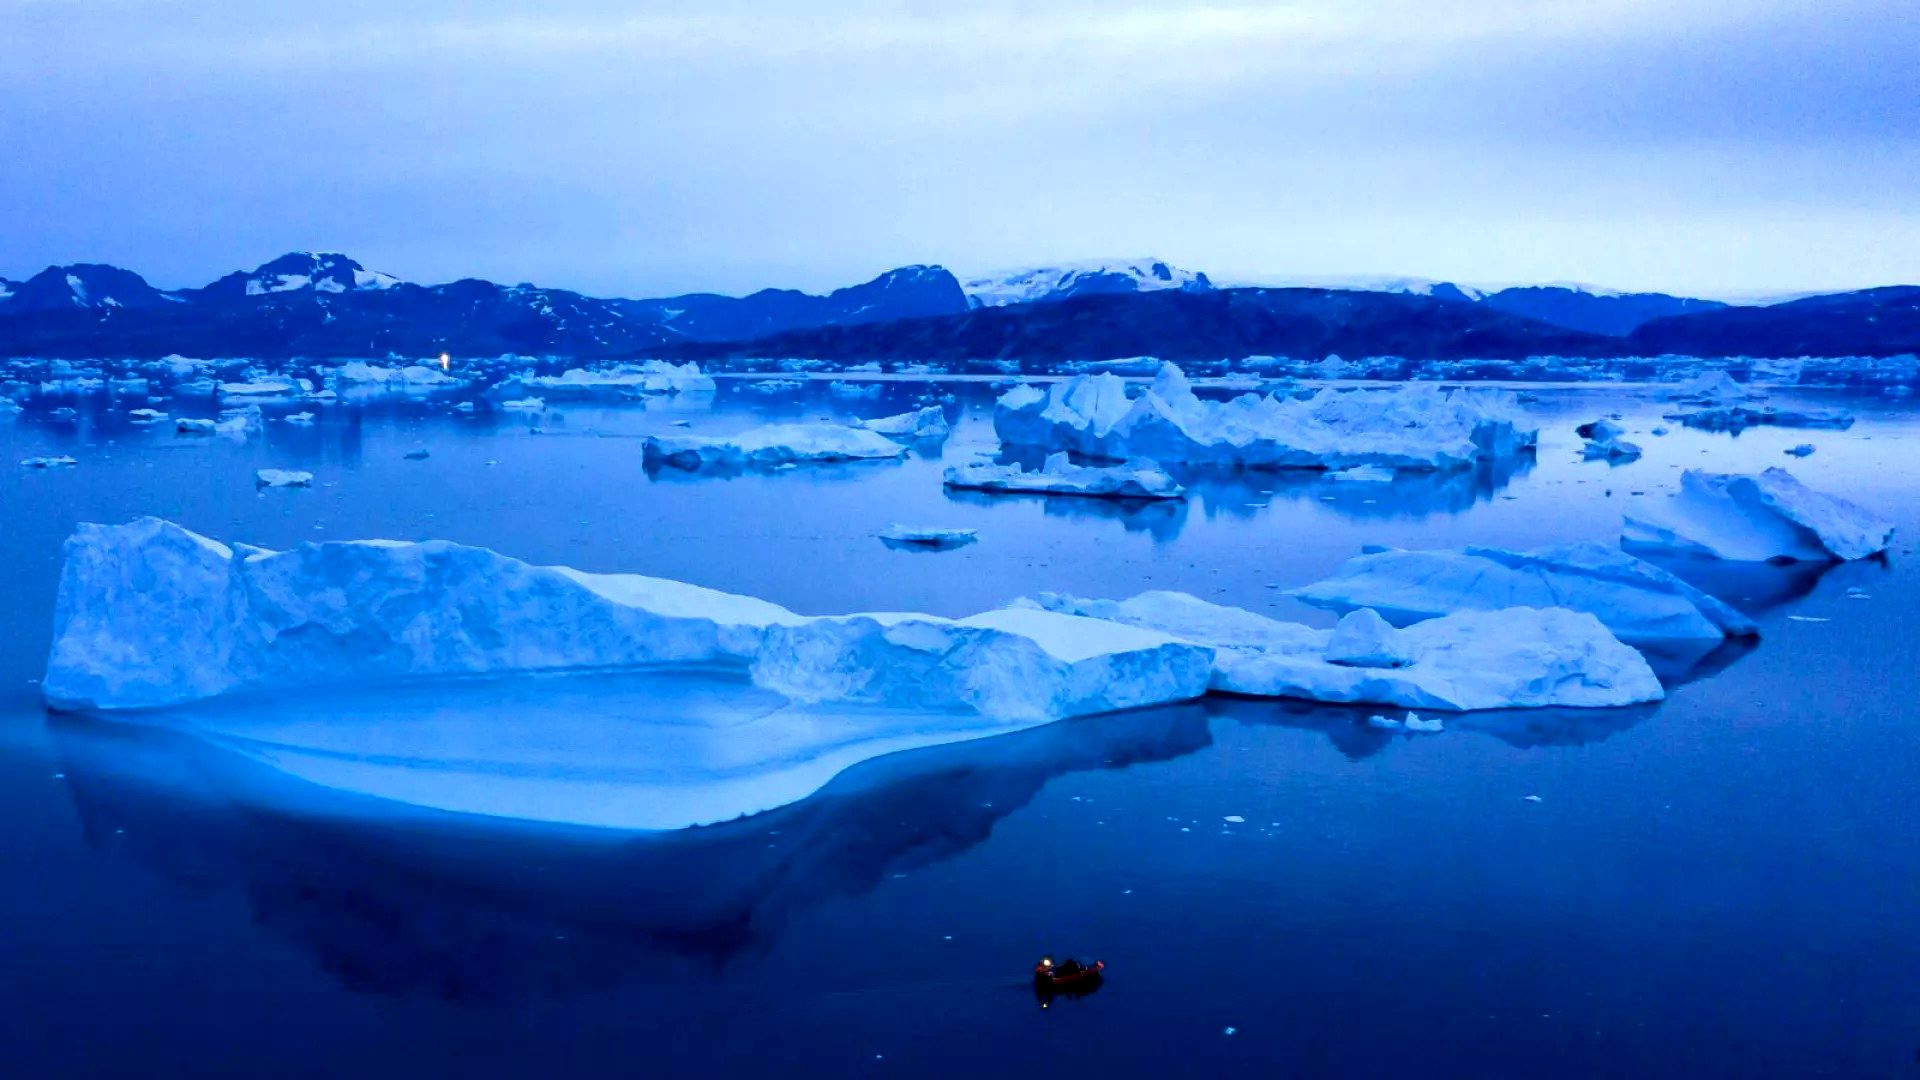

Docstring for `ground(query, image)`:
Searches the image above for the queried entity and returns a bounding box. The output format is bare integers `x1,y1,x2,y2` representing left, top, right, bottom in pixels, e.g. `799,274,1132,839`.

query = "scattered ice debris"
0,397,22,414
403,448,431,460
827,380,883,399
643,423,907,469
943,452,1186,500
284,411,315,425
254,469,313,488
1784,443,1816,457
1290,541,1757,646
878,524,978,550
855,405,950,441
995,362,1535,471
1022,591,1662,710
1623,468,1893,562
20,455,78,468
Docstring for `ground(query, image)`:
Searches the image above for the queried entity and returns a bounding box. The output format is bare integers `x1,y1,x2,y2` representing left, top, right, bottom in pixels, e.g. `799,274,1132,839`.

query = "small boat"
1033,957,1105,992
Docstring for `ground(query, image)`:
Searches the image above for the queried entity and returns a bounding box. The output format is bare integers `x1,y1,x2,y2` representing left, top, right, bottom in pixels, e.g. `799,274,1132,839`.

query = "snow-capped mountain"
963,259,1213,308
0,263,179,312
623,264,969,342
198,252,402,300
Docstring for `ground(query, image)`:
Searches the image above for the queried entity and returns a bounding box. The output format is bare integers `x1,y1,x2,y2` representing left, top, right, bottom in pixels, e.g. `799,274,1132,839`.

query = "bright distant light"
439,352,451,370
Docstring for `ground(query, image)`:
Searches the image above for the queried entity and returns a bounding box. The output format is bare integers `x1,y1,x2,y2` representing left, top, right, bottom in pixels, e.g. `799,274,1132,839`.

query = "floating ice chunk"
1290,541,1756,644
175,417,216,434
502,361,714,398
1404,712,1445,733
500,397,545,411
856,405,950,440
1784,443,1815,457
219,378,308,399
1024,591,1660,710
128,408,167,423
42,518,805,711
451,401,476,414
827,380,883,398
1623,468,1893,562
334,361,461,388
993,362,1536,471
254,469,312,488
404,448,430,460
1666,404,1853,432
1323,608,1413,668
878,524,978,550
644,423,907,469
752,607,1214,722
1577,418,1642,462
284,411,316,425
21,455,77,468
943,452,1186,500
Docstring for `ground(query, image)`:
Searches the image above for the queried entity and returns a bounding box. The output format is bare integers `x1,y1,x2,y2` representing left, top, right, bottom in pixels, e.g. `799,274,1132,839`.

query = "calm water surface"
1,380,1916,1077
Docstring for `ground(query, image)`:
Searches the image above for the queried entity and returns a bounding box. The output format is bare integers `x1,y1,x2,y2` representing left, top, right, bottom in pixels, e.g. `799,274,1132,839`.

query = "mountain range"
0,253,1913,361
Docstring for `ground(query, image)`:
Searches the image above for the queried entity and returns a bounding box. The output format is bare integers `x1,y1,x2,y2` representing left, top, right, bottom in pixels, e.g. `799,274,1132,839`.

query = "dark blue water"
2,379,1917,1077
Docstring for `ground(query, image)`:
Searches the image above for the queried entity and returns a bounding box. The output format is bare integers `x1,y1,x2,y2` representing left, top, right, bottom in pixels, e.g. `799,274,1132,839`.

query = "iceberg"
878,524,978,550
1669,370,1758,404
753,607,1214,723
943,452,1186,500
1666,404,1854,432
254,469,313,488
44,521,1211,726
1289,541,1757,645
219,378,310,399
993,363,1535,471
43,518,804,711
333,361,461,388
1021,591,1662,711
855,405,950,440
643,423,907,469
1578,420,1643,463
1623,468,1894,562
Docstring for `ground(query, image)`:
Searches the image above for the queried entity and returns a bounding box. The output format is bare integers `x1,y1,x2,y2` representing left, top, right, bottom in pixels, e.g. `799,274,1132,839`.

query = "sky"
1,0,1915,300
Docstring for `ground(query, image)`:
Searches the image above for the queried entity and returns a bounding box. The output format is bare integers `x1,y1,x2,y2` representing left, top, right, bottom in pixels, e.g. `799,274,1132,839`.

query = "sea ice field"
2,371,1918,1077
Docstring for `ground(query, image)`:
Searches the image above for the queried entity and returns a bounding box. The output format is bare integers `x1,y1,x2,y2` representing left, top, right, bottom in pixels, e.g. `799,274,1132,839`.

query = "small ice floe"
403,448,431,460
827,380,882,399
175,418,218,434
1845,587,1871,600
20,455,78,468
451,401,476,414
284,411,316,425
943,452,1186,500
1223,815,1245,823
855,405,950,441
1786,615,1829,623
1623,467,1893,562
878,524,978,550
1784,444,1815,457
128,408,167,424
670,419,692,427
1367,711,1444,732
1325,464,1396,483
254,469,313,488
500,397,545,411
1578,419,1642,463
1523,794,1543,803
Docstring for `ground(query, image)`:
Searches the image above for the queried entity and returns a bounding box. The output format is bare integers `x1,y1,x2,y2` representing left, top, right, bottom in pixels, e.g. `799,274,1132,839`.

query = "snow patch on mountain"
964,259,1212,308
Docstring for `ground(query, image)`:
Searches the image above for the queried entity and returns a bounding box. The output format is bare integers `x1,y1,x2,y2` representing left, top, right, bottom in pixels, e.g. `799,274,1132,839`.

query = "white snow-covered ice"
1289,542,1758,645
1622,468,1894,562
254,469,313,488
1022,591,1662,711
878,524,978,549
499,361,715,398
855,405,950,440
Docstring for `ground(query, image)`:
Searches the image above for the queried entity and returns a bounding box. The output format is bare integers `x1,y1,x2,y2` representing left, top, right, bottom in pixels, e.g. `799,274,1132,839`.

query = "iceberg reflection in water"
48,693,1216,1000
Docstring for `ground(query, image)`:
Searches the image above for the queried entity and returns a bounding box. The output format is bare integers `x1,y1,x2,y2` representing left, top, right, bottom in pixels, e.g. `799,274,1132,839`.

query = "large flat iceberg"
500,361,716,399
1623,468,1894,562
855,405,950,440
994,363,1536,471
643,423,907,469
943,452,1186,500
1289,542,1757,646
1021,591,1662,711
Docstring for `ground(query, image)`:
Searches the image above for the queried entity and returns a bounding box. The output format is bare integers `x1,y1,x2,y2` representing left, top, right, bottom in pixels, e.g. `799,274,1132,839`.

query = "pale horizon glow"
1,0,1914,300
